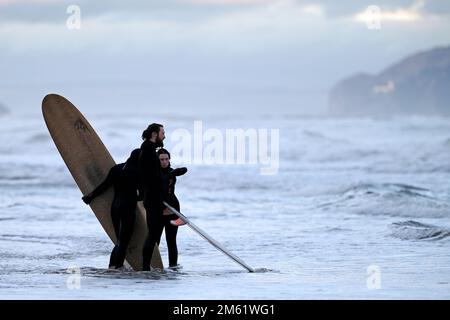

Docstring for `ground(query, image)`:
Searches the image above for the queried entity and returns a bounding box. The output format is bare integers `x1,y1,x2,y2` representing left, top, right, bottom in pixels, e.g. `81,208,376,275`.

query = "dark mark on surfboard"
74,119,90,133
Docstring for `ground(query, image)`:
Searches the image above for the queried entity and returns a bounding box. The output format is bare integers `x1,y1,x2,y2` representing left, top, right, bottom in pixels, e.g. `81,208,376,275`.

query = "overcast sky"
1,0,450,114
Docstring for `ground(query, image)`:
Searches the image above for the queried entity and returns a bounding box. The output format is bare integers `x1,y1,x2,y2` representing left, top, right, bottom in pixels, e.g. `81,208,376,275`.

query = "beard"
155,138,164,148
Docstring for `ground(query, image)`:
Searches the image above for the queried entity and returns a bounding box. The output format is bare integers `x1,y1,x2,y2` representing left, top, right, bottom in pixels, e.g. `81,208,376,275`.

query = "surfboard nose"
43,93,60,103
42,94,65,113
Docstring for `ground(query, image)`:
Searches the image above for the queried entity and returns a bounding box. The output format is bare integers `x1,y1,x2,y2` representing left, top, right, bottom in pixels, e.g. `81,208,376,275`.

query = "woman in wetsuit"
158,148,187,268
82,148,142,269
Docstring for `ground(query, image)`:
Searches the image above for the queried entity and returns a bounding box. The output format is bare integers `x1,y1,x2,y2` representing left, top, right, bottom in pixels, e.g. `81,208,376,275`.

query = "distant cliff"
328,46,450,116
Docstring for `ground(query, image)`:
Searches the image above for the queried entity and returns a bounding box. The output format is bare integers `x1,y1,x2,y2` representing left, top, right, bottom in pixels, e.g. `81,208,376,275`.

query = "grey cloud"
0,0,239,23
2,0,450,24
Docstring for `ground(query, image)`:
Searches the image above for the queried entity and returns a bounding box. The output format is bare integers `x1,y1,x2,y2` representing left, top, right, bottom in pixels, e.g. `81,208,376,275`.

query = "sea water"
0,106,449,299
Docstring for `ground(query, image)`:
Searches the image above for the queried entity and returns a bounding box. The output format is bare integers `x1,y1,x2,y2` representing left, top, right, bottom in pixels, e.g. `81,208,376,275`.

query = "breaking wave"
391,220,450,241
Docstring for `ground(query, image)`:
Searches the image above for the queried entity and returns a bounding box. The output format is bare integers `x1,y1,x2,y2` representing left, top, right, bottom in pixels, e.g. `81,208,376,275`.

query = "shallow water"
0,110,449,299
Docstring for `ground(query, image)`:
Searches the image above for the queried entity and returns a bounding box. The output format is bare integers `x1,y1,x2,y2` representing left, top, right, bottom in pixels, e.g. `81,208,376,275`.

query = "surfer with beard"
139,123,166,271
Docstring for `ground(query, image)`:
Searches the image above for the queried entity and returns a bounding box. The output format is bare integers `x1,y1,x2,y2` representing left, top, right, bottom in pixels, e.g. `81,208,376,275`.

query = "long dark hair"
142,123,163,140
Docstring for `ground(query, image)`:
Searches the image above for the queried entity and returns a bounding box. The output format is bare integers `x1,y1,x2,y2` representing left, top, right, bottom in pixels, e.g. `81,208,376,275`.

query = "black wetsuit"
139,139,164,270
83,151,142,269
161,166,181,267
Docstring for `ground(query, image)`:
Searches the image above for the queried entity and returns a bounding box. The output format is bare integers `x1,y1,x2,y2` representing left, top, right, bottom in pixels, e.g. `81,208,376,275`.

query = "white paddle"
163,201,255,273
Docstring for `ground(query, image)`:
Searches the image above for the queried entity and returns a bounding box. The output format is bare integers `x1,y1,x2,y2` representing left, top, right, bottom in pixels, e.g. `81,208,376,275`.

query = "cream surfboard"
42,93,163,270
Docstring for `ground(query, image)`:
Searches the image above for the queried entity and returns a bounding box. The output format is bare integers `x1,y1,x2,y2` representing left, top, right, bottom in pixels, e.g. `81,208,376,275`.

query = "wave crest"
391,220,450,241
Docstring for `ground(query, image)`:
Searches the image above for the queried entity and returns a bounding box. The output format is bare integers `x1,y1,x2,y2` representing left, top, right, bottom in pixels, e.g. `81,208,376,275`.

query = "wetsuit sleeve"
169,176,176,195
139,146,158,189
87,166,116,200
138,149,148,185
164,176,179,210
170,194,180,212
